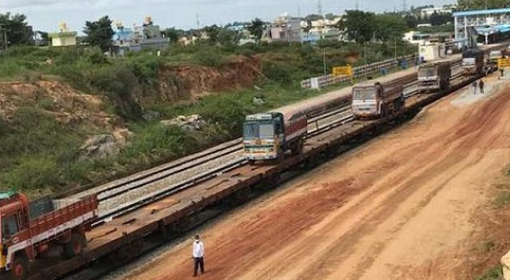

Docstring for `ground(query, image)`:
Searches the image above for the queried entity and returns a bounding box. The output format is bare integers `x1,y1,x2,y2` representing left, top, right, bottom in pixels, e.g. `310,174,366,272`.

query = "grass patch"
477,266,504,280
494,191,510,208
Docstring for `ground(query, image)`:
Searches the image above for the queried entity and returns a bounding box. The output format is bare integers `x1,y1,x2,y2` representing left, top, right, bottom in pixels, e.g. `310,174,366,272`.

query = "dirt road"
119,76,510,280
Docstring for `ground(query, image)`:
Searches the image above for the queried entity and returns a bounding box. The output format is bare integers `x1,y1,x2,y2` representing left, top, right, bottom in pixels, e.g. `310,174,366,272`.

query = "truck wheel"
248,160,255,166
64,233,85,259
290,140,304,155
10,256,29,280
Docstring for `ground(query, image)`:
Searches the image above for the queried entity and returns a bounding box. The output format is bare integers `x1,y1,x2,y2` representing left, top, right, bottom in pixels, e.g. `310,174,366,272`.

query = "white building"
420,6,454,17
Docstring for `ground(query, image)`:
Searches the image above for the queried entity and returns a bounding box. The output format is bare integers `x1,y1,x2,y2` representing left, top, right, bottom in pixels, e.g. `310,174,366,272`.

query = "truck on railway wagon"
243,111,307,164
461,48,484,76
0,192,98,279
417,61,451,92
351,74,416,119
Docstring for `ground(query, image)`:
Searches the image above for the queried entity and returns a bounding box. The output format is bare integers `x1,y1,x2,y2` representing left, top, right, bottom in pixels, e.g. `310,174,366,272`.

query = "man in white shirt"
192,235,205,277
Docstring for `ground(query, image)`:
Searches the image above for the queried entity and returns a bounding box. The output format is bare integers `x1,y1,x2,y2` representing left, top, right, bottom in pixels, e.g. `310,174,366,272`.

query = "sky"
0,0,455,33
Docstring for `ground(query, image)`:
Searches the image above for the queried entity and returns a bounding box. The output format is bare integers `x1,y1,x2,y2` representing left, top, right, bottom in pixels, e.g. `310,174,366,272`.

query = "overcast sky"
1,0,455,33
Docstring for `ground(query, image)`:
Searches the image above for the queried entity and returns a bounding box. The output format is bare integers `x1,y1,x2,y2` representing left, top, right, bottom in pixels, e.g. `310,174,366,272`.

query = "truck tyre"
248,160,255,166
290,139,304,155
10,256,29,280
64,233,85,259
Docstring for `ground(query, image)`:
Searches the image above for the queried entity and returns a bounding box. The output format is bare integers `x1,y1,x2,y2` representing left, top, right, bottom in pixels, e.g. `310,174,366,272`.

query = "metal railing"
301,54,417,89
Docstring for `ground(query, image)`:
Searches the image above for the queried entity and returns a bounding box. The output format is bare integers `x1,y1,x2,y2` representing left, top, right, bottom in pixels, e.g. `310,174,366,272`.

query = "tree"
218,28,241,47
403,14,417,29
325,13,338,20
430,12,452,26
457,0,510,10
203,25,221,44
83,16,114,52
162,27,183,43
337,10,376,43
0,13,33,47
247,18,265,43
373,13,408,41
305,14,324,22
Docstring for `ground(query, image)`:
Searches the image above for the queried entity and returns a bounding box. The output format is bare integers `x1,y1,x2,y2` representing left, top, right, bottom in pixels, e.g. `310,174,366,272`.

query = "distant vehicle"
419,43,446,62
243,111,307,164
0,192,98,279
351,74,415,119
417,61,451,92
461,48,484,76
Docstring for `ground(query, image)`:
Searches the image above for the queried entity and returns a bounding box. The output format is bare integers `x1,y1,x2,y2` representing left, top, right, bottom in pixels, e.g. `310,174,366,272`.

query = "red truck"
0,191,98,279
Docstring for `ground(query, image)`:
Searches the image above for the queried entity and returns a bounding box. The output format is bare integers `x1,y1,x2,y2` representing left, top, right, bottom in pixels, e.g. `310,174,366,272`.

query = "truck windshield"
418,68,436,77
353,87,377,100
243,121,275,139
2,215,19,238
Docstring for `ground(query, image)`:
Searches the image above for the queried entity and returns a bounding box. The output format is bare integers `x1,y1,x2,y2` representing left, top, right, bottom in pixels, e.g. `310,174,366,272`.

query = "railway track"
84,63,467,226
93,106,358,224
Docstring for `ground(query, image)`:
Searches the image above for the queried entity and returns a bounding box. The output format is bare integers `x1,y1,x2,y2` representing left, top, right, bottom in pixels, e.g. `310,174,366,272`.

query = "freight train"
0,192,98,279
243,111,307,164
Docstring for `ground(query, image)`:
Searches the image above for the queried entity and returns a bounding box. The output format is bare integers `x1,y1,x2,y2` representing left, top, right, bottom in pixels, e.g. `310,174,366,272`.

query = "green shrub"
193,48,227,67
262,61,294,84
2,156,59,191
477,266,503,280
90,65,144,121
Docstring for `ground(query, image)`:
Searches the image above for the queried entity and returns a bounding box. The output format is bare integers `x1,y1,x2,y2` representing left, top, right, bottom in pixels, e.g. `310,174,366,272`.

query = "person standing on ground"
192,235,205,277
479,79,485,94
472,81,478,94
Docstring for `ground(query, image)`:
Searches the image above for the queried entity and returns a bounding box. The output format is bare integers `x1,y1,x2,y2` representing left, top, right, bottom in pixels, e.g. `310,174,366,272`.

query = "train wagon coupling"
16,42,509,280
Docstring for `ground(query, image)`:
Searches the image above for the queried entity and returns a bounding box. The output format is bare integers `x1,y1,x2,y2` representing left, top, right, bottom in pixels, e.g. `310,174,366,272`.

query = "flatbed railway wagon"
243,111,307,164
0,192,98,279
351,74,416,119
417,61,452,92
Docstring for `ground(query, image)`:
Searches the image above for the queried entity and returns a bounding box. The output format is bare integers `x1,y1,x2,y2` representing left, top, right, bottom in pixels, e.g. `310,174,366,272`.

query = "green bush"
90,65,144,121
193,48,227,67
262,61,294,84
2,156,59,191
477,266,503,280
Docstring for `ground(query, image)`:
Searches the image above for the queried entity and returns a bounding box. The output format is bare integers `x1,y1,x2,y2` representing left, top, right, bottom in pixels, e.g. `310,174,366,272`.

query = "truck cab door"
274,117,285,146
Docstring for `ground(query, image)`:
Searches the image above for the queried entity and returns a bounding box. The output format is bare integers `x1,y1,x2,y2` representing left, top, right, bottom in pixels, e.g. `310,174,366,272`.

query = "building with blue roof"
453,8,510,47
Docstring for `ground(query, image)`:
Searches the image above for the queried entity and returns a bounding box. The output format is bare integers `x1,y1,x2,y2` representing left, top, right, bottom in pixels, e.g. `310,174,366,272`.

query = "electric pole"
0,24,7,50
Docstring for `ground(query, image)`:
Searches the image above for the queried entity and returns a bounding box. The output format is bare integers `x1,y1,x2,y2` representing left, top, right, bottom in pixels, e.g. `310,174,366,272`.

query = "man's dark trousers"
194,257,204,276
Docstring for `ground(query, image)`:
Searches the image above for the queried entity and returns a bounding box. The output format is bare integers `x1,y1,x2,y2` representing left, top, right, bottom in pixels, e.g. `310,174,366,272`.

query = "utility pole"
355,2,359,10
323,47,327,75
394,38,397,60
196,13,200,29
1,25,7,50
403,0,408,12
318,0,323,16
